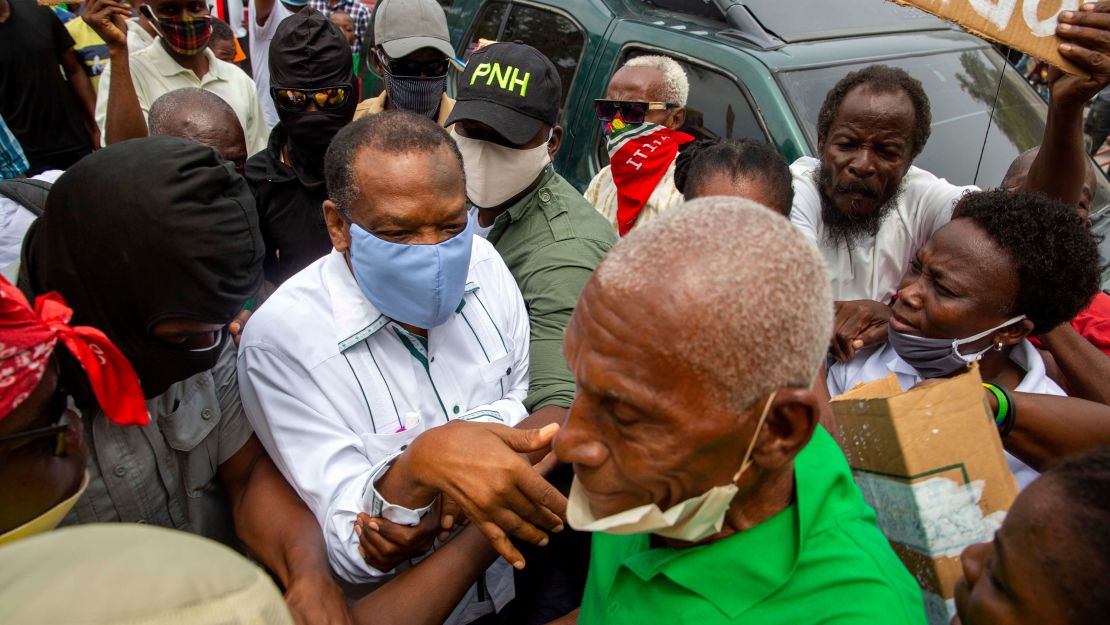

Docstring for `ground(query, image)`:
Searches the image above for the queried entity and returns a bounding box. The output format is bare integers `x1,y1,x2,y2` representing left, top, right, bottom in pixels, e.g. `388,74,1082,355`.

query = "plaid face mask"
146,10,213,56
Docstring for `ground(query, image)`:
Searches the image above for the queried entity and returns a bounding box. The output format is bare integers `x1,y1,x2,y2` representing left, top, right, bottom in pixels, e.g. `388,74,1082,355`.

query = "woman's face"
889,218,1024,349
954,479,1073,625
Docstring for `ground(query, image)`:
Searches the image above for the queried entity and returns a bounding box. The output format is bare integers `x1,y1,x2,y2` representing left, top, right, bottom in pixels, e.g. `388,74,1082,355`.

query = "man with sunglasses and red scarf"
584,56,690,237
83,0,267,154
245,8,358,286
353,0,456,125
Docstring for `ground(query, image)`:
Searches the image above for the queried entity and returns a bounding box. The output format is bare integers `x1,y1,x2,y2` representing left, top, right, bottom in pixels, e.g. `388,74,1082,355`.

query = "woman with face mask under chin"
824,189,1102,489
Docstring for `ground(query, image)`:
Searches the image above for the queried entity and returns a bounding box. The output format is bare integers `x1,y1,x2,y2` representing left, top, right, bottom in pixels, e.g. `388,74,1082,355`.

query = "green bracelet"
983,383,1009,426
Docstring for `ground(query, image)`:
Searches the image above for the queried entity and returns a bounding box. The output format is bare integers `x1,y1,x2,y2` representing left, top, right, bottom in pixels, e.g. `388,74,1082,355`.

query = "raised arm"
254,0,277,27
84,0,149,144
1024,4,1110,204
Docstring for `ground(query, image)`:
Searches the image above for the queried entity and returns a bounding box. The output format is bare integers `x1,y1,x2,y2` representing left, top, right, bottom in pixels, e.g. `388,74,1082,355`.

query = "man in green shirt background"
553,196,926,625
444,41,617,623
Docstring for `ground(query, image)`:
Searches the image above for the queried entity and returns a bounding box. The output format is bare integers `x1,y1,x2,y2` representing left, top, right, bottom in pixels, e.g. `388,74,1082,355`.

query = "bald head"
1002,146,1097,218
593,197,833,409
148,89,248,174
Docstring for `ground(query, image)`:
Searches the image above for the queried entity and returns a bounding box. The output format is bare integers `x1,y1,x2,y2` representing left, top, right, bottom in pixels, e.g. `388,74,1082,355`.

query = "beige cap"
373,0,455,60
0,524,294,625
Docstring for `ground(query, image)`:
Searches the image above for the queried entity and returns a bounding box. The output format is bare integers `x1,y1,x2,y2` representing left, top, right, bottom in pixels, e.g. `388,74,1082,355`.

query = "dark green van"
359,0,1110,280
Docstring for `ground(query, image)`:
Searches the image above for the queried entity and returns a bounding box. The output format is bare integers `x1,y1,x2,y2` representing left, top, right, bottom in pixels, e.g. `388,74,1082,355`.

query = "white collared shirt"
95,39,268,154
237,238,528,623
790,156,977,303
827,340,1061,489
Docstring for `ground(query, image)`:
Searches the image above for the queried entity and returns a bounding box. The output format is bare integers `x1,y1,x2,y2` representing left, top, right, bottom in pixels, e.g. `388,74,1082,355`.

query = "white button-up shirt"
237,238,529,624
790,156,977,303
826,339,1061,490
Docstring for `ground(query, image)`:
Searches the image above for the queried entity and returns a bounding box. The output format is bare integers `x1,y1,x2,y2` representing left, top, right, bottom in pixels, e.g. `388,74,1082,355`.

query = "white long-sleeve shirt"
237,239,529,623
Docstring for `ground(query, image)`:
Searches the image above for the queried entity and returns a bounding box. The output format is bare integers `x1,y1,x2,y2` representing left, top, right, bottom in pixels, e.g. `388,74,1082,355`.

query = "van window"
460,2,586,114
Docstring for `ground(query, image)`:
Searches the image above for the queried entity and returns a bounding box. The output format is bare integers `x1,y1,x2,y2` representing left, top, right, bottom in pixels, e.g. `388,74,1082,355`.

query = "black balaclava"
21,136,264,398
269,8,357,186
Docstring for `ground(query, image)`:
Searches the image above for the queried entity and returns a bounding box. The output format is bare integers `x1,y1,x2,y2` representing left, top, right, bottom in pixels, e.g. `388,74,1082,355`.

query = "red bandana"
605,118,694,236
0,276,147,426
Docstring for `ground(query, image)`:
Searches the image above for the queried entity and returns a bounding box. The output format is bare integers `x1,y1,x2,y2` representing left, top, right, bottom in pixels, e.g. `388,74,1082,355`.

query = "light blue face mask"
348,218,474,329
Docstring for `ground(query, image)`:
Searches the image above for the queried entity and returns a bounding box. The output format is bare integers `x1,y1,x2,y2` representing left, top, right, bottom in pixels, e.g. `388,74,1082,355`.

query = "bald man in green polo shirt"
554,197,926,625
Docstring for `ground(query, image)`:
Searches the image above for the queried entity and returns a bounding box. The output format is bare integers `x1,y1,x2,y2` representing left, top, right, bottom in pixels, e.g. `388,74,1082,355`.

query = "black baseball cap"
445,42,561,145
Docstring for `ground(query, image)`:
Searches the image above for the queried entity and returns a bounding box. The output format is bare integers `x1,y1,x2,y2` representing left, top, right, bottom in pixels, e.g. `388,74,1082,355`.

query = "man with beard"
794,7,1110,363
245,8,358,286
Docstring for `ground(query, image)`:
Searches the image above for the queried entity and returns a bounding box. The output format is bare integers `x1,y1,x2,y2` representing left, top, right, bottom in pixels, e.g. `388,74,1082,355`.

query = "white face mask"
567,391,777,542
452,129,552,209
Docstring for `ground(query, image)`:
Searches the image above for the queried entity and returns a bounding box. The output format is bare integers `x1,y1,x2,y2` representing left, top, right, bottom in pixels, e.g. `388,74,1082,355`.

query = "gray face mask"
886,315,1027,378
384,68,447,119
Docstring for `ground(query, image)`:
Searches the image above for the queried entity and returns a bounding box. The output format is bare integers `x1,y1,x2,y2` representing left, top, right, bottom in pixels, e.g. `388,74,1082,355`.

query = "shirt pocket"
480,349,517,386
157,376,221,498
358,411,427,461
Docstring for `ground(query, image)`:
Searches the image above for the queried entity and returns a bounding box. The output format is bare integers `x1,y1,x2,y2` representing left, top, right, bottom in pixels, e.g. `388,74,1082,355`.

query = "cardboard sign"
831,364,1018,625
892,0,1082,74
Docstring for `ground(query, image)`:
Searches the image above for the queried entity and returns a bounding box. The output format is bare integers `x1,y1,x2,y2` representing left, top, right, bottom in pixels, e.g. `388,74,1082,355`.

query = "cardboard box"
831,364,1018,625
892,0,1082,74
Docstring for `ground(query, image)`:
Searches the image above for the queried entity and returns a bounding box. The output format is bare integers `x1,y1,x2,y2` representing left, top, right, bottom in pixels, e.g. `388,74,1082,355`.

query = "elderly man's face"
554,278,760,518
606,66,685,130
324,144,467,252
818,86,915,220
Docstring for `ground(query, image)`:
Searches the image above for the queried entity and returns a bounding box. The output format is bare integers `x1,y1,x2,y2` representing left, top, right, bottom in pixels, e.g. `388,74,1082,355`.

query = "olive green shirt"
580,427,927,625
486,167,617,411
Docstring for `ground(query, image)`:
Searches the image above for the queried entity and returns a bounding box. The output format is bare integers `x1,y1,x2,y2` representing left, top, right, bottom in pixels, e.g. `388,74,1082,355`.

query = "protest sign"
892,0,1082,73
831,364,1019,625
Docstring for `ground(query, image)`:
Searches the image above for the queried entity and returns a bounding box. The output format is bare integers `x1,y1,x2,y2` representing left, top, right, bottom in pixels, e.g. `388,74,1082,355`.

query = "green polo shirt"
579,427,927,625
486,167,617,411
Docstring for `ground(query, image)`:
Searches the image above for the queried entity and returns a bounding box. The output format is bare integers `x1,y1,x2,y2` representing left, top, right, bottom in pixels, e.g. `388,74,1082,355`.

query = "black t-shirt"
0,0,91,161
245,124,334,286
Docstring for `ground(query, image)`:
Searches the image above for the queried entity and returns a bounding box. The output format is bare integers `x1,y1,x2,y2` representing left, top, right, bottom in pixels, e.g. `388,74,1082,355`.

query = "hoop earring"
994,342,1004,352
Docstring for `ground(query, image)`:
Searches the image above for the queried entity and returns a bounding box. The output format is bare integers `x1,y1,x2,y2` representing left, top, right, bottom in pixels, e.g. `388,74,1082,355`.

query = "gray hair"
595,197,833,410
623,55,689,107
148,88,240,138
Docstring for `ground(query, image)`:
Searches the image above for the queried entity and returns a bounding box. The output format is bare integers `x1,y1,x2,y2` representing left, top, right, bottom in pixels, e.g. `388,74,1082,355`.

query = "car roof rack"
643,0,949,49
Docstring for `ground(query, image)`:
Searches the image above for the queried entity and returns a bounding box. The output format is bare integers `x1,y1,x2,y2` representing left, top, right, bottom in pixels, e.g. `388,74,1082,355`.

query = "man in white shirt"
83,0,267,154
238,111,565,625
584,55,689,236
796,16,1110,363
247,0,305,130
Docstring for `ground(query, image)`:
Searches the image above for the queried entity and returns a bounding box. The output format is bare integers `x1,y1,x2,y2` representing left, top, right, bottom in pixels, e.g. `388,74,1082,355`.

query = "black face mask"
132,329,229,398
269,8,356,185
21,137,263,400
276,94,357,184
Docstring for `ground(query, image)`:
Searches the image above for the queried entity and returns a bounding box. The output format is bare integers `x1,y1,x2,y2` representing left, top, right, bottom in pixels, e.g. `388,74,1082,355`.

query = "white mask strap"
952,315,1027,354
732,390,777,482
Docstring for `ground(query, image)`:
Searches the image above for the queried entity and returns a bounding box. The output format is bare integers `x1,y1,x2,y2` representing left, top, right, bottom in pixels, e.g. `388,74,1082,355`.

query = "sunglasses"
594,99,679,125
0,390,71,457
378,51,450,78
271,85,352,112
